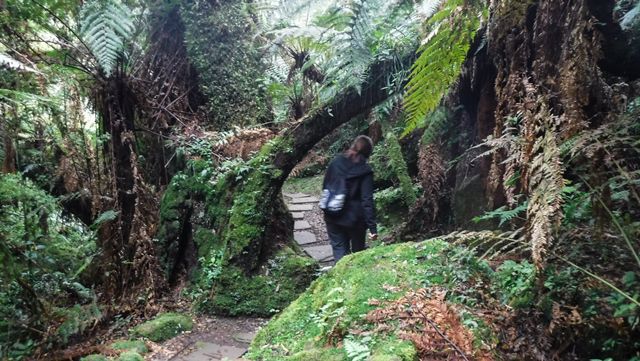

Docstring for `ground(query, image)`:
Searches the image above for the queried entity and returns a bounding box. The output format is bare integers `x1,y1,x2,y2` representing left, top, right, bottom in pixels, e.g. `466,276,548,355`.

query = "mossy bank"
247,238,499,360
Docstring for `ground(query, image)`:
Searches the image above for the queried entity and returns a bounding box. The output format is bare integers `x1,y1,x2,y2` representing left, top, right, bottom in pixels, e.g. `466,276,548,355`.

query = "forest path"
147,315,266,360
284,192,335,266
145,192,330,360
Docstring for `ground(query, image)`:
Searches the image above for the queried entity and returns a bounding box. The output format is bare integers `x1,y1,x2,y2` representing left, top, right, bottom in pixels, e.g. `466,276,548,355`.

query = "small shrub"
493,260,536,308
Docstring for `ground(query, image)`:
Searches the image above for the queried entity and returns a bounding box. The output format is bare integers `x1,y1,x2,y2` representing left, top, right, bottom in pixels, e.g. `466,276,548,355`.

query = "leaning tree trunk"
220,57,401,265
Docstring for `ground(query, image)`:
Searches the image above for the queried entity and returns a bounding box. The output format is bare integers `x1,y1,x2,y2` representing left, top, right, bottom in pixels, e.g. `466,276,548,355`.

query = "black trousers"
326,222,366,262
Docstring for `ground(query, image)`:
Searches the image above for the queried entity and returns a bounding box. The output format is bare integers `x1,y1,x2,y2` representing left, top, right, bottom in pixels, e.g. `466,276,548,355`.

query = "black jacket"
322,154,377,234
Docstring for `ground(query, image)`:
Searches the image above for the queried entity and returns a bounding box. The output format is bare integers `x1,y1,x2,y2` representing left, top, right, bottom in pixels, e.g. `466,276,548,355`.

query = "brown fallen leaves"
365,288,493,361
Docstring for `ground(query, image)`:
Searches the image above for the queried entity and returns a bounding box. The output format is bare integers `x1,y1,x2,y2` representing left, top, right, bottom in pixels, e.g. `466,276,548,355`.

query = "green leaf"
92,210,119,229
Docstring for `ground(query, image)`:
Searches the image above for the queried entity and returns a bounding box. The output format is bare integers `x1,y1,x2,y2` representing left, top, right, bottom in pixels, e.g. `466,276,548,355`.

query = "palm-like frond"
80,0,134,76
403,0,486,135
620,0,640,29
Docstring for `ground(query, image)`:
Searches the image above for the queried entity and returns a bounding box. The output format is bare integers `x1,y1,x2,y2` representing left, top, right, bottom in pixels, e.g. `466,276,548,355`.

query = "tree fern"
80,0,134,76
319,0,377,101
403,0,486,135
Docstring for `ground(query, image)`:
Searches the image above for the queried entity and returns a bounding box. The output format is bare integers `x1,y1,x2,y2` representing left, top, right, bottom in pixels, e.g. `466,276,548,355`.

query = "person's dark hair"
345,135,374,162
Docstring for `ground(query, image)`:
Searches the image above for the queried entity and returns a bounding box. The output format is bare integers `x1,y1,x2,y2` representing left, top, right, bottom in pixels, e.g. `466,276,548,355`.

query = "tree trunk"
96,75,163,303
2,132,16,173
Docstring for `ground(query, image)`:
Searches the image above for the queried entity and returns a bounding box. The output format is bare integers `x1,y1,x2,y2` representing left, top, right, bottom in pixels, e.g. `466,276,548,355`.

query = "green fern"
319,0,377,101
403,0,486,135
473,201,528,227
80,0,134,76
420,106,450,145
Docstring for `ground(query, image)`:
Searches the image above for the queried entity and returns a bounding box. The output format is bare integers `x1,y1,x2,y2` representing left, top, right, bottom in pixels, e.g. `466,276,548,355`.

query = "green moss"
200,248,318,316
247,241,444,360
385,132,417,206
117,351,144,361
110,340,148,354
80,355,108,361
288,348,346,361
159,137,315,317
371,339,417,361
247,239,496,361
131,313,193,342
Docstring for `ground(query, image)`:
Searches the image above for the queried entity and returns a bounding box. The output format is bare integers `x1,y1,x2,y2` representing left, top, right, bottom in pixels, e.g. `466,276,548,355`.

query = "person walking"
319,135,378,262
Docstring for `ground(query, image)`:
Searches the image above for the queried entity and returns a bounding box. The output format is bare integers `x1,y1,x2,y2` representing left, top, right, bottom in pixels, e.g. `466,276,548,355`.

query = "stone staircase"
284,192,334,265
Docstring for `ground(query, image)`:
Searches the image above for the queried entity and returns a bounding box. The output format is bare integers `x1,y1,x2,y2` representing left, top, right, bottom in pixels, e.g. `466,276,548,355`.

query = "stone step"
177,342,246,361
294,231,316,245
284,192,309,199
232,331,256,344
294,220,311,230
304,244,334,261
289,196,319,204
288,204,313,211
291,212,305,219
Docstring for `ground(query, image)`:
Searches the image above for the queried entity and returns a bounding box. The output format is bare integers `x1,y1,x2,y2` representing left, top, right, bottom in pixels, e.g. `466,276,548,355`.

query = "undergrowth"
0,174,97,358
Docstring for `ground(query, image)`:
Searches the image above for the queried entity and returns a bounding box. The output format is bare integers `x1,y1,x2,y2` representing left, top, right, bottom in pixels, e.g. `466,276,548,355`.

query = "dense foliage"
1,0,639,359
0,174,96,358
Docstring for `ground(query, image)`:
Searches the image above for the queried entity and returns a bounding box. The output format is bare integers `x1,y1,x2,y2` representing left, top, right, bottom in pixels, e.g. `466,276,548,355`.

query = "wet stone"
232,331,256,344
304,245,334,261
294,220,311,230
284,192,309,199
288,204,313,211
294,231,316,245
290,197,319,204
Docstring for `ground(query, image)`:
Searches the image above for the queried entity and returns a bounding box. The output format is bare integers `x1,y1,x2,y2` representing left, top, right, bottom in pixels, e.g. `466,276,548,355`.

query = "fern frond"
473,201,528,227
402,0,486,136
527,120,566,269
420,106,450,145
319,0,377,100
80,0,134,76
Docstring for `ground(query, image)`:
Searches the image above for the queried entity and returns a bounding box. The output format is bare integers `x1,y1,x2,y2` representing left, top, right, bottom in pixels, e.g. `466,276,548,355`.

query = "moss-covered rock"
80,355,108,361
117,351,144,361
110,339,148,354
132,312,193,342
247,238,494,360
